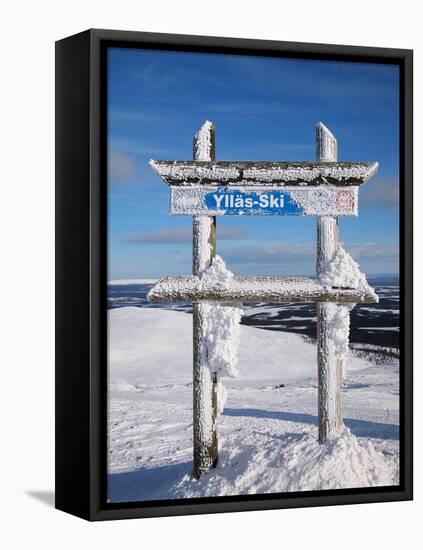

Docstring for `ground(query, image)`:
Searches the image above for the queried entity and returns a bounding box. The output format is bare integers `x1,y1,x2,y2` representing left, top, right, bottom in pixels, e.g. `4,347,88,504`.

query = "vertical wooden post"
316,122,346,443
192,121,218,479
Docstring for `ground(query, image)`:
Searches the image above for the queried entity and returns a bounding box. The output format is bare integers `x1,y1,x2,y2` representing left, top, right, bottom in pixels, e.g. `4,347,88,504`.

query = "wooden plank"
316,122,344,444
150,159,378,187
147,276,378,304
317,216,339,272
191,121,218,480
317,303,345,443
170,186,358,217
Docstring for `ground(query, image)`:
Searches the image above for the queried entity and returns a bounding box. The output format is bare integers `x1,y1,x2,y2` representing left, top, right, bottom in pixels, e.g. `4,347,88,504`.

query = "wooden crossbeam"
147,276,378,304
150,160,378,187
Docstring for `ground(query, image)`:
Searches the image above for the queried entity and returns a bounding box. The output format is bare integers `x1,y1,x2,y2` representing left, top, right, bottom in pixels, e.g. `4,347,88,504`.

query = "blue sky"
108,47,399,279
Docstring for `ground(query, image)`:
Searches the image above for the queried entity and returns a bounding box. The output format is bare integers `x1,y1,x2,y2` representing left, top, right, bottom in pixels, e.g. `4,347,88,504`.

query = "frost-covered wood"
319,246,377,298
192,217,215,273
193,302,218,477
150,160,378,187
147,118,379,464
192,121,218,479
317,216,339,273
316,122,344,443
316,122,338,162
317,303,349,442
147,275,378,304
193,120,215,161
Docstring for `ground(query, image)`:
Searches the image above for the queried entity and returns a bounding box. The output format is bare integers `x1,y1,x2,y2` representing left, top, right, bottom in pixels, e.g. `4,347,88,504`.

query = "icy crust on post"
200,257,243,412
169,186,358,217
199,259,243,363
203,302,242,379
316,122,337,162
215,382,227,415
192,216,213,274
319,246,378,302
193,121,214,161
199,255,233,289
324,304,350,364
194,341,214,440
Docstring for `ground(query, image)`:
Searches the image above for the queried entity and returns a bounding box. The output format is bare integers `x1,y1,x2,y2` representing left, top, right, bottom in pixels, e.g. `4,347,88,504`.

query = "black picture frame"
55,28,413,521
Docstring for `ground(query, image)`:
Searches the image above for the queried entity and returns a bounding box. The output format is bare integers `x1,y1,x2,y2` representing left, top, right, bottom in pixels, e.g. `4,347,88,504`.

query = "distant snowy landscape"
107,305,399,503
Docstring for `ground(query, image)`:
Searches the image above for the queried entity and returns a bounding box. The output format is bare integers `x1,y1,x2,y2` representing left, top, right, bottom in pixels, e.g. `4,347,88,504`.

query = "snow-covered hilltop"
107,307,399,503
108,278,158,285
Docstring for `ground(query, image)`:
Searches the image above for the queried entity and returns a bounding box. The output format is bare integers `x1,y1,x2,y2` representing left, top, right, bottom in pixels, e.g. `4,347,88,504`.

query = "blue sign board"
204,189,303,215
170,186,357,217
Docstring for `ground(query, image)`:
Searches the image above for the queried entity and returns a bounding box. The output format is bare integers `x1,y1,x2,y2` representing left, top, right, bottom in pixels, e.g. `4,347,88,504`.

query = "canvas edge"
55,28,413,522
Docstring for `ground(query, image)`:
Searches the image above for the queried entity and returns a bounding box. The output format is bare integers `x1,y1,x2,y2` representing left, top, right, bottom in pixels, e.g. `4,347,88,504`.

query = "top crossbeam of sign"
149,160,378,187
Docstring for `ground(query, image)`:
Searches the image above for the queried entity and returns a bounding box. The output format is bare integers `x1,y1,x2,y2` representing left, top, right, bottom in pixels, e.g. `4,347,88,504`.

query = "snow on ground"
108,307,399,503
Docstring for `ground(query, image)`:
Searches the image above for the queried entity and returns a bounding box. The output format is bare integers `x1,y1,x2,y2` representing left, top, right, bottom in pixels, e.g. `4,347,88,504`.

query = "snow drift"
107,307,399,503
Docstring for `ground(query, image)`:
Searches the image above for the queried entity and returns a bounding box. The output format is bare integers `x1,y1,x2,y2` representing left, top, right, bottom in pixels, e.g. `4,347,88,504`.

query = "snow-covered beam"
147,276,378,304
149,160,378,187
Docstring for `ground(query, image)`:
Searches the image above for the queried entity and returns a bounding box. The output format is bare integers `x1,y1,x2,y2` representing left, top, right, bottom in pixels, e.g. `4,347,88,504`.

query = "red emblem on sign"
335,190,355,213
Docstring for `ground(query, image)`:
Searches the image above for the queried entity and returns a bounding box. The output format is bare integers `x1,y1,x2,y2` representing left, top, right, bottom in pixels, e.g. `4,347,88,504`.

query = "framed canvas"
55,28,413,521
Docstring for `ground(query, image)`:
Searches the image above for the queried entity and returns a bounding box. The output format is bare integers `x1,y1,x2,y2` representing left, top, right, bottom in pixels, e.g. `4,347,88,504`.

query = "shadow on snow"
108,461,192,503
223,408,399,441
107,407,399,503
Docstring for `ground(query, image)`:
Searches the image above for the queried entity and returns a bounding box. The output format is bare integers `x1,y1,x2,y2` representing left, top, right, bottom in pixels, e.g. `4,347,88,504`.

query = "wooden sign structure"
149,121,378,479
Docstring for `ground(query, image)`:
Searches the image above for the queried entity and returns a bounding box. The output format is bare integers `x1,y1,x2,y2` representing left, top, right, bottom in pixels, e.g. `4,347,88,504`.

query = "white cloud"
110,138,171,157
347,242,399,259
360,177,399,209
220,241,398,275
108,149,136,186
123,225,248,244
223,242,315,265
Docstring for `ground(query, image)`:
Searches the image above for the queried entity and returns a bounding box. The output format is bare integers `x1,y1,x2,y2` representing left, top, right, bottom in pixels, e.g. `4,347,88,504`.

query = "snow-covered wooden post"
192,122,218,478
316,122,346,443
